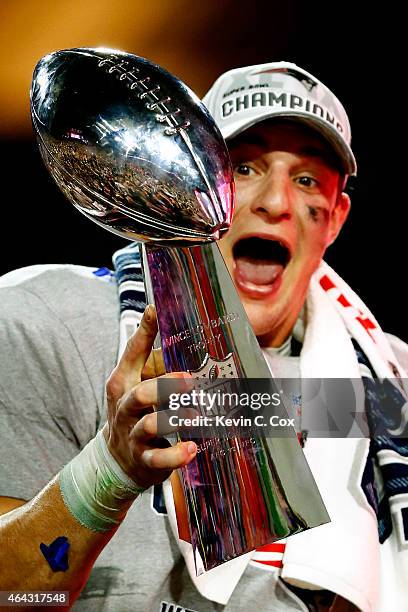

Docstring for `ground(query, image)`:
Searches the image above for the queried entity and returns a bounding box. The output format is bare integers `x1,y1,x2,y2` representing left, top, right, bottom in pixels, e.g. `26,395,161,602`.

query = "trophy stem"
143,241,272,376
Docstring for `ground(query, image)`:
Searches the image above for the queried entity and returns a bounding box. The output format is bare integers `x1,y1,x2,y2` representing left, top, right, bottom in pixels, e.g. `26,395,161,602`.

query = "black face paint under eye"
307,206,330,224
307,206,319,222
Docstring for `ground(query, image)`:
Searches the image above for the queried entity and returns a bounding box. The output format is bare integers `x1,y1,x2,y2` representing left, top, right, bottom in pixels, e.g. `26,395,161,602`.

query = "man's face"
218,120,350,347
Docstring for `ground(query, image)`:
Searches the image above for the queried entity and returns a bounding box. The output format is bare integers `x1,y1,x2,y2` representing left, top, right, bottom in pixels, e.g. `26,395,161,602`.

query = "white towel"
162,262,408,610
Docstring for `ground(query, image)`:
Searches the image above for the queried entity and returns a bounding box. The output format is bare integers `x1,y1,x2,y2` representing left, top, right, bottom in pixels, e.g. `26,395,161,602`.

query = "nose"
249,170,292,222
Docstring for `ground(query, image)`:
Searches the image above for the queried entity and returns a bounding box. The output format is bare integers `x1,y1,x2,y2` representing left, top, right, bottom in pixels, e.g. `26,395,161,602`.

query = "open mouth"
232,236,290,297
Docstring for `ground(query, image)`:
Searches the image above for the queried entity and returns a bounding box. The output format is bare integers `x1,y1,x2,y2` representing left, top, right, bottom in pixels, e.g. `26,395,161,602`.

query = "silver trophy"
31,48,329,573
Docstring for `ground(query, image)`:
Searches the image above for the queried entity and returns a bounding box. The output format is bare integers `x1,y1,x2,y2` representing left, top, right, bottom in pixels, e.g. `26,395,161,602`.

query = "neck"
257,316,297,348
257,303,307,349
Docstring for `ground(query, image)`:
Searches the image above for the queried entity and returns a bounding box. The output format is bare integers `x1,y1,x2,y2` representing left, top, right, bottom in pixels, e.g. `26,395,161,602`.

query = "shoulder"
0,264,118,325
0,264,113,293
0,263,120,390
0,264,120,448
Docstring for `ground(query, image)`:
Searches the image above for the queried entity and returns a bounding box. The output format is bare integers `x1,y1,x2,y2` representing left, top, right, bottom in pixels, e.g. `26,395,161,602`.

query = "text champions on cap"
220,87,345,136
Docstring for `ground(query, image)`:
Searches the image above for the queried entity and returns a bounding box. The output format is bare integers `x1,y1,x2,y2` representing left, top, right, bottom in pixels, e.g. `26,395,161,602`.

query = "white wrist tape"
59,429,145,532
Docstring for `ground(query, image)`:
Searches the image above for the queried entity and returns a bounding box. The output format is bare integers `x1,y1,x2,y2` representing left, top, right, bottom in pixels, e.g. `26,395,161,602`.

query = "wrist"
59,429,145,532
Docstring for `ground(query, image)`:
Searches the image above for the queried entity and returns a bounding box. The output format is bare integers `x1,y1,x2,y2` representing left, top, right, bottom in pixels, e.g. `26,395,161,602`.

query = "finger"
130,412,159,441
141,440,197,470
117,377,158,422
130,410,176,440
133,405,202,440
117,305,158,382
118,372,193,422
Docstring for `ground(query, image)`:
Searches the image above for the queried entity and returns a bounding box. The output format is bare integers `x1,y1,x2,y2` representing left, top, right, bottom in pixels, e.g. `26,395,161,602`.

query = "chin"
240,298,280,338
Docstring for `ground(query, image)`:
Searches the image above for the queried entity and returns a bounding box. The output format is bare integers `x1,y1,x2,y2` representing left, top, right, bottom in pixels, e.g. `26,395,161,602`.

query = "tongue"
235,257,284,285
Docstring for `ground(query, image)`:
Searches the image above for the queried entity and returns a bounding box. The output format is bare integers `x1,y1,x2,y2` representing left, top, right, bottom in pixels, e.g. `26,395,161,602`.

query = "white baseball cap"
203,61,357,176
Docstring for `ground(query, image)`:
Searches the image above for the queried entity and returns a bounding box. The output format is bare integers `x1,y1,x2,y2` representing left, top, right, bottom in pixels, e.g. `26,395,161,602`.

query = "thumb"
117,305,159,383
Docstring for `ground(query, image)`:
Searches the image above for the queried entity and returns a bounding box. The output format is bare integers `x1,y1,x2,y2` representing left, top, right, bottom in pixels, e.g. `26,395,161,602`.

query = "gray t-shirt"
0,266,310,612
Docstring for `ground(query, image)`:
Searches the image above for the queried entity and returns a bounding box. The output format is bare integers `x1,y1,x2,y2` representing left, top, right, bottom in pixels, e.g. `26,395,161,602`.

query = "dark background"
0,1,404,337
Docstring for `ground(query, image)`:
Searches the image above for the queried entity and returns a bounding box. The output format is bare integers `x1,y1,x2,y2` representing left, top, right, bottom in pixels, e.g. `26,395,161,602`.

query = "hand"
103,304,197,489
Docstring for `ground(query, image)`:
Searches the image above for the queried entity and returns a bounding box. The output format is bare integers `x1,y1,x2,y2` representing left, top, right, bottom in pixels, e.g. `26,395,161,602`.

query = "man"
0,62,407,611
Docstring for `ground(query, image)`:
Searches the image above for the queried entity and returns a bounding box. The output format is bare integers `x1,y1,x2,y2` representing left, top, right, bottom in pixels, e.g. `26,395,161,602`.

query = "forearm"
0,307,196,607
0,476,120,603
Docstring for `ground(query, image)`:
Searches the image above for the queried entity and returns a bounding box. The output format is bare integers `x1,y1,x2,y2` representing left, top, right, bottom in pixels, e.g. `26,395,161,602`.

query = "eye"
296,175,319,188
295,175,319,188
234,163,255,176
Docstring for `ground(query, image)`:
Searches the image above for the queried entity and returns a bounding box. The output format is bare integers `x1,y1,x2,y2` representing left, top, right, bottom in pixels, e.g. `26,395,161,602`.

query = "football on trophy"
30,48,234,245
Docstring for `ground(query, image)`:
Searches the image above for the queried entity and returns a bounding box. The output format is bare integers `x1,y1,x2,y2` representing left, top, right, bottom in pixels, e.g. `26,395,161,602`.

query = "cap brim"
222,111,357,176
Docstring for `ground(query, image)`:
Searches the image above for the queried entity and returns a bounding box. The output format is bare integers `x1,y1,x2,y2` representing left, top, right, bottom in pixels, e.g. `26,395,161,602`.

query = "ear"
326,191,351,246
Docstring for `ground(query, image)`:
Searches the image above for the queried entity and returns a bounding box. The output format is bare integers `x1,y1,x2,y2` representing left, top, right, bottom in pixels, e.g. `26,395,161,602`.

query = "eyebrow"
297,146,341,171
297,146,330,158
228,134,267,152
228,138,339,171
229,138,328,157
